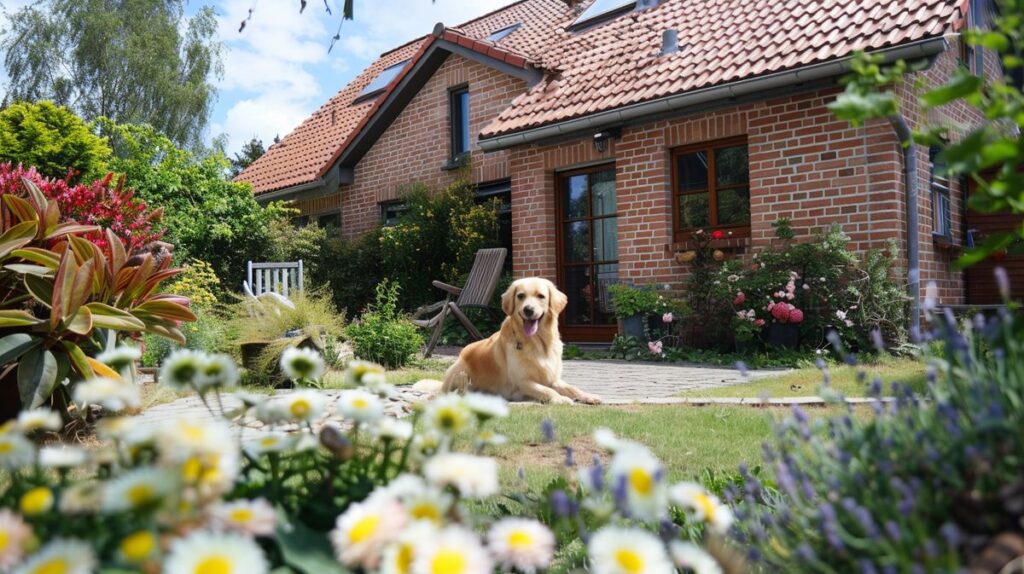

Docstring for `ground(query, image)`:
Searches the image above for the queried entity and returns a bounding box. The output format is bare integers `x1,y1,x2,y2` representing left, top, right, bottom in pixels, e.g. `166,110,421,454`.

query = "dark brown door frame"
555,163,619,343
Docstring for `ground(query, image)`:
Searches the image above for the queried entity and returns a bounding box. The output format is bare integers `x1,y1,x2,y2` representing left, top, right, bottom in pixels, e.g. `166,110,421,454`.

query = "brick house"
238,0,1002,342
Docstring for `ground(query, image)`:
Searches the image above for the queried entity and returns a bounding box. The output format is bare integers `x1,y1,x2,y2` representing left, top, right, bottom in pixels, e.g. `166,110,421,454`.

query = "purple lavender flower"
870,329,885,352
550,490,571,517
940,522,961,547
819,503,844,550
884,520,902,541
540,419,555,443
796,543,816,563
994,266,1009,300
735,360,749,377
844,354,858,366
564,446,575,467
860,560,879,574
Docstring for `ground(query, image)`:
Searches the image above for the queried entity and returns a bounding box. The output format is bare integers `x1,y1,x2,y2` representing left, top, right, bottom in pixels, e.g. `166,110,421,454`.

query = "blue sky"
199,0,511,154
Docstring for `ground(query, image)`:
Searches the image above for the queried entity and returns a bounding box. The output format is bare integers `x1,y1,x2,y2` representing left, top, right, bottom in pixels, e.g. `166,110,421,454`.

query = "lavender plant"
733,271,1023,571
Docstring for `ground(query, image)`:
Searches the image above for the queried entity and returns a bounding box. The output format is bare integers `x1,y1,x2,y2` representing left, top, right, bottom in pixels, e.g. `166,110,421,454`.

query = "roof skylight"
356,60,409,101
486,23,521,43
570,0,635,30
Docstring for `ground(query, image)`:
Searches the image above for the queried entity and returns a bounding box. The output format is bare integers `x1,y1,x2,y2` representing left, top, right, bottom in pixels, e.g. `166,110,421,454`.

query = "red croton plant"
0,177,193,420
0,163,163,253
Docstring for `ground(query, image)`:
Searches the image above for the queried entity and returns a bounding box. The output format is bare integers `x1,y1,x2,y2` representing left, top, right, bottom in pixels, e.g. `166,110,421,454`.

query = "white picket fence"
246,260,304,297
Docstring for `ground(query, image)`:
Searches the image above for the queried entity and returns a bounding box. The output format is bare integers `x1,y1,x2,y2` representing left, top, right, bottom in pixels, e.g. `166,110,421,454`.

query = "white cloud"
211,0,510,153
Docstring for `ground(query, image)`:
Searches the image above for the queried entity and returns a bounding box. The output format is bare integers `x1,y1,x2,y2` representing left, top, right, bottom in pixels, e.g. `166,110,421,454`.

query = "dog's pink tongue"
523,319,539,337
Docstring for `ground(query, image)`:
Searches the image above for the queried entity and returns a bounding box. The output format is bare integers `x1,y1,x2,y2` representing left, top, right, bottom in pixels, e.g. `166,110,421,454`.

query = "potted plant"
762,275,805,349
607,283,669,339
0,179,194,420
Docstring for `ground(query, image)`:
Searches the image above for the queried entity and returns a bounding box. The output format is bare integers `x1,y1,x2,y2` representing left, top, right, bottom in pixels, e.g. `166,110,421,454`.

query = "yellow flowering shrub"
165,259,221,308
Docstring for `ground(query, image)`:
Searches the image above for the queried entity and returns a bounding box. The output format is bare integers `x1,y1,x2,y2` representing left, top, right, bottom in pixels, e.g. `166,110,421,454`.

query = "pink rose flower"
789,308,805,324
733,292,746,305
754,318,765,327
662,312,674,324
786,292,795,300
771,303,792,323
648,341,663,355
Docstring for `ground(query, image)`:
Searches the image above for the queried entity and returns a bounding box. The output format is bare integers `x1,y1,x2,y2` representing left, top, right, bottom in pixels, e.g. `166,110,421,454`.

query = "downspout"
889,114,920,329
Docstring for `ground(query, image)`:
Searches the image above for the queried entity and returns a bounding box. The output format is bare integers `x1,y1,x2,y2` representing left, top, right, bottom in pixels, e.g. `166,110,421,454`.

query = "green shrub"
310,230,384,317
141,307,230,367
164,258,221,308
347,280,423,368
0,101,111,181
266,217,328,277
607,283,671,318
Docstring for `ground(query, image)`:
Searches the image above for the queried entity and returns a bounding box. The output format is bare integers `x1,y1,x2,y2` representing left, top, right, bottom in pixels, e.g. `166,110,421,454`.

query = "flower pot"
764,323,800,349
618,314,645,339
0,367,21,423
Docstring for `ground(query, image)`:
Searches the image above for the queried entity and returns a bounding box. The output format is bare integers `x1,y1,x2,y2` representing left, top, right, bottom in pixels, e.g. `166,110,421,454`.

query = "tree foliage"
1,0,223,149
230,137,266,178
829,4,1023,267
96,119,290,287
0,101,111,181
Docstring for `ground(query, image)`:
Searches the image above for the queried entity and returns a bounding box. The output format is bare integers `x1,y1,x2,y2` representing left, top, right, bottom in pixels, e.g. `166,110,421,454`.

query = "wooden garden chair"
412,248,507,358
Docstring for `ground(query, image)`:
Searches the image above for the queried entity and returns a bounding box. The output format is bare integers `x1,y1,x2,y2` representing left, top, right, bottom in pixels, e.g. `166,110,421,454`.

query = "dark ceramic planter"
618,314,645,339
764,323,800,349
0,368,21,423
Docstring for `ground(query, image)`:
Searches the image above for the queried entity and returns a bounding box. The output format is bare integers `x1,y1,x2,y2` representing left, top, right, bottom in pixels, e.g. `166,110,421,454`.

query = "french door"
556,165,618,342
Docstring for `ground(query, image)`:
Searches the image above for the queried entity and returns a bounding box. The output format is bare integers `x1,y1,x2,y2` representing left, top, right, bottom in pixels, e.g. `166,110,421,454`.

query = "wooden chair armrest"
432,280,462,296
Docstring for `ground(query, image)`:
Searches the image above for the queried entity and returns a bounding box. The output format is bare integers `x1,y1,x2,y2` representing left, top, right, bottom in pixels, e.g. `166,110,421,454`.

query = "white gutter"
478,37,949,151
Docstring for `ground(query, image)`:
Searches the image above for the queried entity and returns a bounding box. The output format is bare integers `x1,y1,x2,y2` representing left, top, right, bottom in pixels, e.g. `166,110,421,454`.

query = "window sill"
670,235,750,252
932,233,962,253
441,154,469,171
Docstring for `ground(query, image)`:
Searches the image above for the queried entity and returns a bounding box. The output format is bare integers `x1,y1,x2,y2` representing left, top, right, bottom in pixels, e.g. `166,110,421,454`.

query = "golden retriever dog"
441,277,602,404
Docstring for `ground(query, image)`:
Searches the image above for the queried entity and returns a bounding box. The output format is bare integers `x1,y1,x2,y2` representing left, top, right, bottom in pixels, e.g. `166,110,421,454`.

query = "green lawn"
485,404,842,489
678,356,927,399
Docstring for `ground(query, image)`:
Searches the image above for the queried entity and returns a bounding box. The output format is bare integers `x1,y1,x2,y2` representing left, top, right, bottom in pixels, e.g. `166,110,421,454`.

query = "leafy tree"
230,137,266,178
96,119,291,288
829,3,1023,266
1,0,223,149
0,101,111,181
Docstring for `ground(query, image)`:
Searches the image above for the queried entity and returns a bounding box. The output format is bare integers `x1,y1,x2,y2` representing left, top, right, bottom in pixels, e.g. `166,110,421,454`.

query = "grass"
677,355,927,399
485,403,845,490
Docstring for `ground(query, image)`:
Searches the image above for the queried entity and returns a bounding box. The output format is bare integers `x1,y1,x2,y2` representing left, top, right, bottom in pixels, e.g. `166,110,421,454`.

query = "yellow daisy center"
438,409,460,430
395,544,414,574
508,530,533,549
290,399,311,418
195,555,232,574
120,531,156,562
127,484,155,506
349,515,380,544
410,503,441,522
431,549,467,574
352,398,368,409
629,468,653,496
182,457,203,481
695,493,716,522
20,487,53,515
0,530,9,551
260,437,278,447
229,508,254,523
0,441,12,454
615,549,644,574
32,558,68,574
182,424,204,442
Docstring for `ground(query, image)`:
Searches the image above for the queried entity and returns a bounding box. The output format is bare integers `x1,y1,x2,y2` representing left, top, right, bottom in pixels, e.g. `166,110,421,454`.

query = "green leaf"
65,307,93,335
17,346,59,409
51,249,79,330
2,195,38,224
85,303,146,331
4,264,53,277
132,300,197,322
0,221,39,261
922,71,982,107
44,223,100,241
275,511,349,574
62,341,93,380
0,333,40,365
24,274,53,306
0,310,43,328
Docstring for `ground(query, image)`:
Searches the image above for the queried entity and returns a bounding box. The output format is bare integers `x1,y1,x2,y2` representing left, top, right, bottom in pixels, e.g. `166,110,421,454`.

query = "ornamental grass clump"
733,272,1023,571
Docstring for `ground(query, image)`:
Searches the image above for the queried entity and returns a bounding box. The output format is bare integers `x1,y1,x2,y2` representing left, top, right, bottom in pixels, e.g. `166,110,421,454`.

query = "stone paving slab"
561,360,783,402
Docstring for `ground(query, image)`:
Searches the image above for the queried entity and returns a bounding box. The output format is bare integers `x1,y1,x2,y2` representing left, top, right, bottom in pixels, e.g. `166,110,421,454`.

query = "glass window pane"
594,264,618,325
452,90,470,155
563,266,593,326
563,221,590,263
715,145,748,186
679,193,709,229
676,152,708,192
358,60,409,98
594,217,617,263
565,175,590,219
716,187,750,226
572,0,634,28
591,169,616,216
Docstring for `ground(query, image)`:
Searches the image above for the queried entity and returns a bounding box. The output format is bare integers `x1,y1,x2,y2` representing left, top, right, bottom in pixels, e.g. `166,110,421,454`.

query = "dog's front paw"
579,393,603,405
549,395,574,405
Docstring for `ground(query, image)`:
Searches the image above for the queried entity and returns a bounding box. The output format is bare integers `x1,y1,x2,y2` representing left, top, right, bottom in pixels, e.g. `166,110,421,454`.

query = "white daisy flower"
118,530,158,564
164,530,268,574
668,541,723,574
180,451,241,500
345,360,385,386
38,446,87,469
362,372,396,397
423,394,473,435
668,482,734,535
12,538,95,574
464,393,509,421
337,389,384,424
0,433,34,469
198,353,240,391
594,427,623,452
156,418,234,463
372,417,413,441
608,445,669,521
253,398,288,424
16,408,62,433
385,476,453,525
380,522,437,574
208,498,277,536
72,377,141,412
58,482,100,514
588,526,673,574
412,525,492,574
280,347,325,381
101,467,176,512
278,390,328,423
424,453,498,498
159,349,206,389
18,487,53,516
0,509,31,570
96,346,141,371
486,518,556,573
474,430,507,449
233,390,268,408
243,433,297,457
330,491,407,570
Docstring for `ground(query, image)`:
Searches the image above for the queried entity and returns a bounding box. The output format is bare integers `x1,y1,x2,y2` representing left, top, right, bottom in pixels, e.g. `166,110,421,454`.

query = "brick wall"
334,53,526,239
